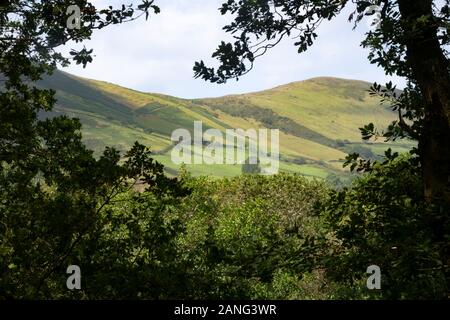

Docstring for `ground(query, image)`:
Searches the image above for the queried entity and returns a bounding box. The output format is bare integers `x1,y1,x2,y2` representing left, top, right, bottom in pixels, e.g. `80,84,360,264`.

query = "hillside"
37,70,414,180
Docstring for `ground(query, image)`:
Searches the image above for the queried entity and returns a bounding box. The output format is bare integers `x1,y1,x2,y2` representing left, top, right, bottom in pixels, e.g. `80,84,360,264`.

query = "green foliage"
173,174,330,299
66,190,187,299
322,155,450,299
0,0,192,299
191,0,450,298
0,139,188,299
194,0,450,201
2,0,449,301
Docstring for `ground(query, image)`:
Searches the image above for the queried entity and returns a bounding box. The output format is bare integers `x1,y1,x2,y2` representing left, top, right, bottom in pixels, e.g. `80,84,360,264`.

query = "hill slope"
37,71,413,180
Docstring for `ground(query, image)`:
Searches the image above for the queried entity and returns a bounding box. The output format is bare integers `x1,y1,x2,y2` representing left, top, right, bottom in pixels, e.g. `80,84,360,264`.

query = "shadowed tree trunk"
398,0,450,204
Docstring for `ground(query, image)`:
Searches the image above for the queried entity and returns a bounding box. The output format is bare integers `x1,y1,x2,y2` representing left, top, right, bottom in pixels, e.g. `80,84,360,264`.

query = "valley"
38,70,414,181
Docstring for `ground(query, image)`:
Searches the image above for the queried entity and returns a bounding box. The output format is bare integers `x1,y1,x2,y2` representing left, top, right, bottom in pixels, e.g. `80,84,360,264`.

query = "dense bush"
0,140,189,299
322,154,450,299
2,149,448,299
173,173,331,299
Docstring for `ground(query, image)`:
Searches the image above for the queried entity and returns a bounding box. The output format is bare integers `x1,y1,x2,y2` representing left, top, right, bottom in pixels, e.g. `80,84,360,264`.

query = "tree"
193,0,450,205
323,154,449,299
0,1,191,298
1,1,160,165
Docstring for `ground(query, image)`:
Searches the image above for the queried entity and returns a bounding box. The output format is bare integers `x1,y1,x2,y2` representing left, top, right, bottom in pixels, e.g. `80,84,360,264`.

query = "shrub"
322,154,449,299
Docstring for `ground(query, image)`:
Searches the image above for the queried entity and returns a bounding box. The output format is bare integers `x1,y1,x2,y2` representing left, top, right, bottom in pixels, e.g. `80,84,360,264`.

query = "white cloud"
60,0,406,98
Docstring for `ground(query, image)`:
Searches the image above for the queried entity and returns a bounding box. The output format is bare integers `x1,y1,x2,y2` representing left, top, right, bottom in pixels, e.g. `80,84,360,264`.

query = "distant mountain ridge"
37,70,413,179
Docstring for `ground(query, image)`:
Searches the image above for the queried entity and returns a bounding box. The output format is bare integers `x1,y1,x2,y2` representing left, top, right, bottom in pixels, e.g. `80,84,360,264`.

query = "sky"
60,0,406,99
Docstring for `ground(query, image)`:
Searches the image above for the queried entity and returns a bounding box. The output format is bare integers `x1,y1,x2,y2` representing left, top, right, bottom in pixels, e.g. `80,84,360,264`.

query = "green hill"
37,70,413,180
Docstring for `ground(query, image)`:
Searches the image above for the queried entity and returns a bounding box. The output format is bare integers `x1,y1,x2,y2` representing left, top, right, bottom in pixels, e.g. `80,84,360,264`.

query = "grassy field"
38,71,415,180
